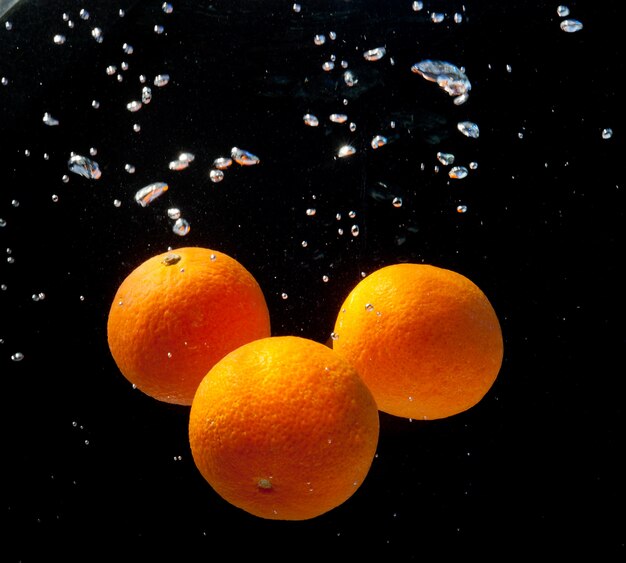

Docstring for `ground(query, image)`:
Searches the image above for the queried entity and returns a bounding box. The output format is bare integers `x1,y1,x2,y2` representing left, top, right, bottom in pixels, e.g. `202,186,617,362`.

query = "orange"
188,336,380,520
331,263,503,420
107,246,271,405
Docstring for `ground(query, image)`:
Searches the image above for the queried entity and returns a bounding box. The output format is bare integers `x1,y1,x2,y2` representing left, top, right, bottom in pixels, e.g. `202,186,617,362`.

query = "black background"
1,0,624,559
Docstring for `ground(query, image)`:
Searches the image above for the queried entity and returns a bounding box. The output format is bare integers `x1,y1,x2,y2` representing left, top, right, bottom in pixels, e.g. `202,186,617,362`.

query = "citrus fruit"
332,263,503,420
188,335,380,520
107,246,271,405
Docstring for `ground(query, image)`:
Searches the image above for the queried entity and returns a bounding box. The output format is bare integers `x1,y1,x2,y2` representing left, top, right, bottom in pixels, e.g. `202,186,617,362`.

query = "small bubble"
363,47,386,62
292,3,301,13
365,303,374,312
350,225,360,237
322,275,329,282
113,199,121,207
303,114,319,127
126,100,142,112
53,34,66,45
314,34,326,45
154,25,165,34
337,145,356,158
172,217,191,236
281,292,288,300
456,204,468,213
11,352,24,362
167,208,181,220
560,19,583,33
154,74,170,87
306,208,316,216
301,240,308,248
209,169,224,183
602,128,613,140
329,113,348,124
162,2,173,14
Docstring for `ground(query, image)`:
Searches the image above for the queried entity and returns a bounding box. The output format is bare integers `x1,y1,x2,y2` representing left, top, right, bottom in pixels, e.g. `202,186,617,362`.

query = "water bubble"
154,25,165,34
392,197,403,208
213,157,232,170
209,169,224,183
343,70,358,87
306,208,316,216
281,292,288,300
154,74,170,87
124,163,136,174
11,352,24,362
142,86,152,104
126,100,142,112
457,121,480,139
79,8,90,20
365,303,374,312
337,145,356,158
91,27,103,43
162,2,173,13
123,42,134,54
557,5,570,17
351,225,360,237
91,100,100,109
303,114,319,127
560,19,583,32
173,218,190,236
167,208,181,220
412,1,423,10
363,47,386,62
329,113,348,124
456,205,468,213
53,34,66,45
371,135,388,149
43,113,59,126
314,34,326,45
134,182,168,207
412,60,471,102
322,275,329,282
437,151,455,165
449,166,468,179
231,147,260,166
292,3,301,13
602,128,613,140
322,61,335,71
68,155,101,180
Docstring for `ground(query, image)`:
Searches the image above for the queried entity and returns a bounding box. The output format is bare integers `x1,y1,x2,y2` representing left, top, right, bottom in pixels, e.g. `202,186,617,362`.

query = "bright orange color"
107,246,271,405
188,336,380,520
332,264,503,420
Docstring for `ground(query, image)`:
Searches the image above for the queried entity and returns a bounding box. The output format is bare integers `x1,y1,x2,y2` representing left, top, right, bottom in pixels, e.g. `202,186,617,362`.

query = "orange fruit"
107,246,271,405
188,336,380,520
331,263,503,420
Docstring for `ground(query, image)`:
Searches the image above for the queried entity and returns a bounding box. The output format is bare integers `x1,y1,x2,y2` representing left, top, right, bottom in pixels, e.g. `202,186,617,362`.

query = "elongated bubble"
134,182,168,207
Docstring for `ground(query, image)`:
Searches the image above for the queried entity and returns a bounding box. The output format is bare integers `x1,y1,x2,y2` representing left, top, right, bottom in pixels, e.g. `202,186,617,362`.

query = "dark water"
1,0,624,559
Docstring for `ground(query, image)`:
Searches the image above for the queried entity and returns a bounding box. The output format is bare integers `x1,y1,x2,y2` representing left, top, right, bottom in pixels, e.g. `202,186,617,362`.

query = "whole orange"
332,263,503,420
107,246,271,405
188,336,380,520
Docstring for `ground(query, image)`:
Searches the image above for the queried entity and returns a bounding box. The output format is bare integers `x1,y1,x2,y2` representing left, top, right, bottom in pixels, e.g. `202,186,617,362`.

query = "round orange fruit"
332,263,503,420
107,246,271,405
188,336,380,520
